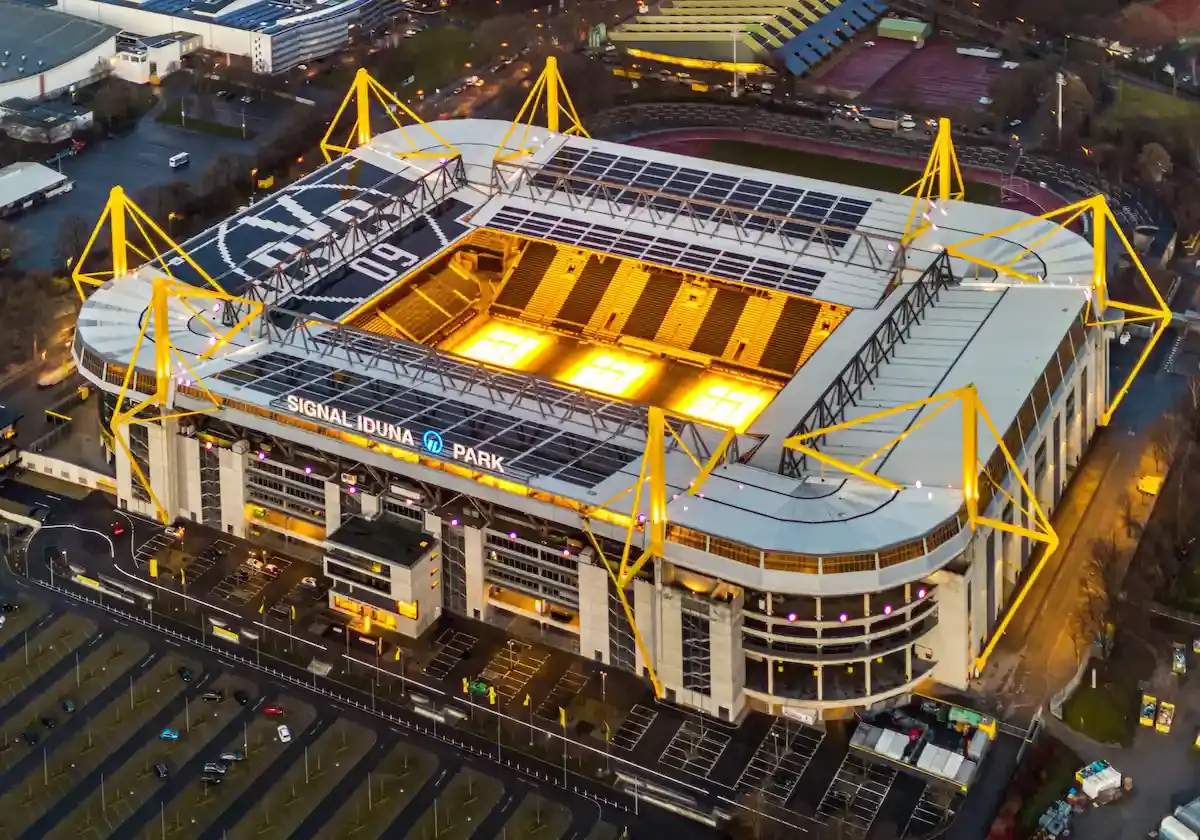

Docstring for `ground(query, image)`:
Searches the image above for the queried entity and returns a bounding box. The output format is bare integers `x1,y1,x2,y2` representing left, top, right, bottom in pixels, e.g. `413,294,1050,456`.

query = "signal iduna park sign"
285,394,506,473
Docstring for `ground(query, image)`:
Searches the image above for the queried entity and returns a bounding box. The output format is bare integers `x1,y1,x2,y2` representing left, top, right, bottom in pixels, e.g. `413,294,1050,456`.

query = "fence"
18,452,115,495
1048,642,1099,720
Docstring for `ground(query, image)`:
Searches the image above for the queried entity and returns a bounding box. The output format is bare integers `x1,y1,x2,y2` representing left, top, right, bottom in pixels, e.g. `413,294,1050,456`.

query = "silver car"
203,762,227,775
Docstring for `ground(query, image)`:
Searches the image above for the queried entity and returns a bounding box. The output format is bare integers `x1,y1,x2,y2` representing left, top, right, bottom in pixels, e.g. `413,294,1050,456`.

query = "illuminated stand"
582,408,736,699
71,186,263,525
900,117,965,245
494,56,588,164
320,67,461,162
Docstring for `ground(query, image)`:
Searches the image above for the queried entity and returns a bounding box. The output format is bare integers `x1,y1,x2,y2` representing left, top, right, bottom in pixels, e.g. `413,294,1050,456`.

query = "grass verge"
704,139,1001,204
322,741,438,839
0,598,48,649
0,633,148,767
0,654,196,840
227,717,376,840
144,697,317,840
0,613,97,704
404,768,504,840
157,105,256,140
47,672,260,840
502,794,572,840
1104,83,1200,126
1061,660,1136,745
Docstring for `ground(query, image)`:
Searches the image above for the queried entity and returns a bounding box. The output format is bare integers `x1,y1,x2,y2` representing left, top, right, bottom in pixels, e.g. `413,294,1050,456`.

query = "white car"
0,615,6,628
300,576,319,590
277,724,291,743
245,558,265,572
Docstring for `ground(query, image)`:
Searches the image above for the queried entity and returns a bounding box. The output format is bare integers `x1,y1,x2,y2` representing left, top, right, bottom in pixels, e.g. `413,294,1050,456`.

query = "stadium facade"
70,88,1120,722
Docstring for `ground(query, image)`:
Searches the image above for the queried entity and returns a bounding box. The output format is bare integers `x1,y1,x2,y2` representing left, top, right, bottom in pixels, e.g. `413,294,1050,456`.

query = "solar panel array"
218,349,646,488
484,205,825,296
531,144,874,250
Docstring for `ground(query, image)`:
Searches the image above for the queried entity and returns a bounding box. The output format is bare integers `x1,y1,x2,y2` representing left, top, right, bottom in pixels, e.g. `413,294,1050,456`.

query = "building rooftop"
327,515,436,568
94,0,378,35
0,1,119,85
74,117,1096,593
0,161,67,208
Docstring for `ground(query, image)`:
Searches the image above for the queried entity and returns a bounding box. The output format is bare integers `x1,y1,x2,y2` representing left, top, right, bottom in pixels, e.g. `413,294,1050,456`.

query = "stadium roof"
92,0,378,35
74,118,1095,593
0,0,119,85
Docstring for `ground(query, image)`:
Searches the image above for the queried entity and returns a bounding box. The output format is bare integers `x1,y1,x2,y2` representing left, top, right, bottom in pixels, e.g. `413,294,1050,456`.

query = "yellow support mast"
944,194,1173,425
320,67,460,162
494,57,588,164
901,117,965,245
72,186,264,524
781,385,1059,675
582,409,735,699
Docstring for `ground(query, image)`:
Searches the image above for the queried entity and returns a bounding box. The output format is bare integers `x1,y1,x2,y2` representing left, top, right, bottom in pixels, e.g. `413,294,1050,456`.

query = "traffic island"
500,794,572,840
322,742,438,839
0,633,148,770
0,613,97,704
226,717,375,840
585,823,625,840
143,697,317,840
404,768,504,840
47,673,260,840
0,654,197,840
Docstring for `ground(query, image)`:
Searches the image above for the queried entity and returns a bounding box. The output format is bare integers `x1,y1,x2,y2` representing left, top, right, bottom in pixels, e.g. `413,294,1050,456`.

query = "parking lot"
212,554,292,606
737,718,825,804
479,640,548,703
816,753,898,839
422,630,476,680
661,719,731,779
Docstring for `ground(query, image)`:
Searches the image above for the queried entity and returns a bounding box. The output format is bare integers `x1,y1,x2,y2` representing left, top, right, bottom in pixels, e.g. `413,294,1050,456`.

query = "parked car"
201,691,224,703
160,728,180,741
245,558,265,573
178,667,193,682
203,762,227,775
22,730,38,745
40,716,56,729
219,750,245,762
60,699,75,713
262,705,284,717
277,724,291,743
263,563,281,578
201,774,223,785
0,603,17,612
300,576,320,590
233,691,250,706
110,521,126,537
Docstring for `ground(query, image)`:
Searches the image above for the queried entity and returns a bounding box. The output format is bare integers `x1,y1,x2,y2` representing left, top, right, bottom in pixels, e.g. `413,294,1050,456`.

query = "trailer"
1141,694,1158,726
1157,702,1176,733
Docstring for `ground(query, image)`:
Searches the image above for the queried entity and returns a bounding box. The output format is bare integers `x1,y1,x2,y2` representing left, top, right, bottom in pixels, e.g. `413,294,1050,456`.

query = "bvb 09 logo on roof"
422,430,444,455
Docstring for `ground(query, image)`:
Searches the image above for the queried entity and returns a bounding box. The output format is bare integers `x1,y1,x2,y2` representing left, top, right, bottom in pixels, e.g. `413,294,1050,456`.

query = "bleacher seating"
689,287,750,357
494,243,558,313
759,297,822,374
622,271,685,341
554,256,621,333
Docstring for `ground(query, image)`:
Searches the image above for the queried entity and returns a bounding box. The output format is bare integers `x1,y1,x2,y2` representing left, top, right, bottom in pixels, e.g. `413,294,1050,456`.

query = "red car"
111,522,126,537
262,705,284,717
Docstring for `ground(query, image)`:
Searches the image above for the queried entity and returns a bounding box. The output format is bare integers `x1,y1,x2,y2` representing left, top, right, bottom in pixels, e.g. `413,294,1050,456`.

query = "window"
1065,390,1076,423
1034,440,1048,479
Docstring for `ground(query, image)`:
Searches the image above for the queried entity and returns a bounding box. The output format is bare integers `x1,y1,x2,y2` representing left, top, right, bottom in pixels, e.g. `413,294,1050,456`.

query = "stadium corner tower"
73,107,1110,722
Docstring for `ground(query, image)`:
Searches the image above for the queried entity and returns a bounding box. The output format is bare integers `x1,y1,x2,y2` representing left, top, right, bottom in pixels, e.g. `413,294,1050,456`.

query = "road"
0,503,716,840
978,332,1185,722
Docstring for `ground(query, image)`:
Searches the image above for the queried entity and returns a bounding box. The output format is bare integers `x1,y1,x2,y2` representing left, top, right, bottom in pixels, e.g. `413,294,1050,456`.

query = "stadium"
67,61,1165,722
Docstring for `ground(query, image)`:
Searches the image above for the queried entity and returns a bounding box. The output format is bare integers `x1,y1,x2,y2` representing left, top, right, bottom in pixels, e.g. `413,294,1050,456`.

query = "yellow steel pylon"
494,57,588,164
944,194,1173,425
900,118,965,245
781,385,1059,675
581,408,735,699
320,67,460,163
73,187,264,523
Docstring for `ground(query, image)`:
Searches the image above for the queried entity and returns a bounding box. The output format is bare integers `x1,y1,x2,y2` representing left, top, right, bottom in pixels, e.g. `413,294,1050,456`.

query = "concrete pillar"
178,434,202,522
324,482,341,536
146,419,180,520
815,664,823,702
709,599,742,716
906,646,912,681
865,657,872,697
633,578,657,678
657,587,683,690
464,524,486,621
423,511,444,623
578,560,610,664
217,448,246,538
359,492,381,519
113,424,137,514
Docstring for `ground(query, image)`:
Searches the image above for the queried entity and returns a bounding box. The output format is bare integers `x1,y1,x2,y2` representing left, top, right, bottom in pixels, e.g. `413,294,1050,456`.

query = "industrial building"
65,64,1164,722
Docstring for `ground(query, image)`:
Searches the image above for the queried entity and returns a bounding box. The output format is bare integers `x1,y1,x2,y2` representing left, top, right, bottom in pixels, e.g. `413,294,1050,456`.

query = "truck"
1157,701,1176,733
1141,694,1157,726
1158,815,1200,840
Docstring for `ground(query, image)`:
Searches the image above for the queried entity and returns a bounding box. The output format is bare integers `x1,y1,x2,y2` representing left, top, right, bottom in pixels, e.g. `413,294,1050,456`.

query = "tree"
0,221,29,276
1118,5,1177,48
1073,533,1124,657
0,271,74,368
90,77,135,129
53,214,92,272
1136,141,1174,186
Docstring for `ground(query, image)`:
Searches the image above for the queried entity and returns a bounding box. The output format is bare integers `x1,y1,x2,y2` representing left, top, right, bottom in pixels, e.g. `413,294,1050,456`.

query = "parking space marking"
211,552,290,605
187,538,237,581
479,641,548,702
661,719,731,779
536,663,590,721
737,719,825,805
903,784,957,838
423,630,476,679
611,704,657,751
133,532,173,566
815,753,897,839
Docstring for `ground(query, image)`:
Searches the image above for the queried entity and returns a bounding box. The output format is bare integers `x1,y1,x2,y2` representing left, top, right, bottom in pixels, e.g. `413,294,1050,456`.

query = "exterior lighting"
566,350,651,397
257,451,266,460
508,530,517,539
347,485,356,494
918,588,927,599
204,441,213,450
304,465,313,474
838,613,848,623
787,612,797,622
883,605,893,616
450,517,459,526
562,549,570,557
636,513,647,524
457,323,547,370
678,377,772,431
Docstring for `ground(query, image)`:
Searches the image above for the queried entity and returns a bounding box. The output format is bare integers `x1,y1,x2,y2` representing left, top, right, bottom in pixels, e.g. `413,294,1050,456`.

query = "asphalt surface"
0,503,716,840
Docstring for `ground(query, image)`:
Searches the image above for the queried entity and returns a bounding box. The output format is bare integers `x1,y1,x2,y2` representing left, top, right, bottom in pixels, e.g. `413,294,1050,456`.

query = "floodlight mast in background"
494,56,589,164
581,408,736,699
944,193,1173,426
320,67,461,162
70,186,264,524
901,117,965,245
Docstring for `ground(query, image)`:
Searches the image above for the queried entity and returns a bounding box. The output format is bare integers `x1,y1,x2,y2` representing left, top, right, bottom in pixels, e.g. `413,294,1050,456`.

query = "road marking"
44,494,62,501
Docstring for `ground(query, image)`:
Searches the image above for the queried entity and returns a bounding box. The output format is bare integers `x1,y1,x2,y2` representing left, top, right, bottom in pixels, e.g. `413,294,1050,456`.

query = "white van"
168,152,190,169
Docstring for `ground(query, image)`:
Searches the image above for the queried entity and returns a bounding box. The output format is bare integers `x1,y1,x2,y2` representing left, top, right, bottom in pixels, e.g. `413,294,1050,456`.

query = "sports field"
703,140,1002,205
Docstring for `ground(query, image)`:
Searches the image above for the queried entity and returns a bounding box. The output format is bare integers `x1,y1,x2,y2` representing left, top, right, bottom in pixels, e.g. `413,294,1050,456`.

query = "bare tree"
1073,533,1124,657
